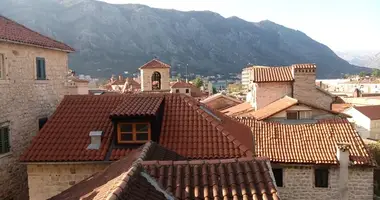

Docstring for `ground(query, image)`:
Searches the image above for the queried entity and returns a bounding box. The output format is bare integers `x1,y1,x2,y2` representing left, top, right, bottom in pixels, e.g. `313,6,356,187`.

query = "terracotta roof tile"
110,95,164,117
0,15,74,52
250,96,298,120
332,103,352,113
111,80,126,85
353,105,380,120
251,66,293,82
50,142,185,200
21,94,253,162
237,118,374,166
171,81,193,88
221,102,254,116
291,63,316,69
142,158,280,200
139,59,171,69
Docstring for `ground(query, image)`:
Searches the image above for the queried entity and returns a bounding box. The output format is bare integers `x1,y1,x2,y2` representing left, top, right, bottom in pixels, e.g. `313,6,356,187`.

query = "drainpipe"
337,142,350,200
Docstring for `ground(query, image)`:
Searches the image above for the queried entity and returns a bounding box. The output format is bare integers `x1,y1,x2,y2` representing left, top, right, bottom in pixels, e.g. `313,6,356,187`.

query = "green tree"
343,74,350,79
372,69,380,77
192,77,204,88
212,87,217,94
359,71,367,77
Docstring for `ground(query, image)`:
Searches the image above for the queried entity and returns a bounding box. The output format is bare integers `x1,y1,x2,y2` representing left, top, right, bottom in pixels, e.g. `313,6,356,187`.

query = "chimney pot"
87,131,103,150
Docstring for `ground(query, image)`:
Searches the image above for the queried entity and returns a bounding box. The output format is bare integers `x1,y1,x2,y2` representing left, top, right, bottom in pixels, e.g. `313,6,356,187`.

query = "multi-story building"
0,16,74,199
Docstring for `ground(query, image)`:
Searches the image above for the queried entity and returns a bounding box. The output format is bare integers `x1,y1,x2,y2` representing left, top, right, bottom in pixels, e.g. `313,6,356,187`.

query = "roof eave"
0,38,75,53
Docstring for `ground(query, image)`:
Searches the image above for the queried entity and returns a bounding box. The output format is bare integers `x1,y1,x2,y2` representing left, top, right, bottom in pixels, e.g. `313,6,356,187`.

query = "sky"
99,0,380,52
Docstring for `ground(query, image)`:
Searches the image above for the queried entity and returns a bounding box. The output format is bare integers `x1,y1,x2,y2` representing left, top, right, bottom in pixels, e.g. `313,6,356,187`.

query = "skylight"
200,106,221,121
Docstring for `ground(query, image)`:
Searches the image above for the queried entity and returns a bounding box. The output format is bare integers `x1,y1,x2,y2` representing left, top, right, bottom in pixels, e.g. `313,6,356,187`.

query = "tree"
359,71,367,77
212,87,217,94
192,77,204,88
343,74,350,79
372,69,380,77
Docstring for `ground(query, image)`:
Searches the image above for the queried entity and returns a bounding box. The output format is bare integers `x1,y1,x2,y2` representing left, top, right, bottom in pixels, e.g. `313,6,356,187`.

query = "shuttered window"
36,57,46,80
315,168,329,188
0,126,10,154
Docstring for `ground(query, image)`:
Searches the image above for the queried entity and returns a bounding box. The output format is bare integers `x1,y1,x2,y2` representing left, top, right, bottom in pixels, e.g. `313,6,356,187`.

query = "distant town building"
0,16,74,199
344,105,380,140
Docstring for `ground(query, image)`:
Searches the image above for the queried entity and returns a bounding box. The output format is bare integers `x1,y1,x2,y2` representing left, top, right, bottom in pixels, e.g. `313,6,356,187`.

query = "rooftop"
353,105,380,120
139,59,171,69
51,142,280,200
21,93,254,162
0,15,74,52
236,118,374,166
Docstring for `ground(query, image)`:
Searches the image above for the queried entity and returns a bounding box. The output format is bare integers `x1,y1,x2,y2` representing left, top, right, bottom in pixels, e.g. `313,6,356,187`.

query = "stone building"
170,80,207,100
238,118,374,200
20,94,254,199
0,16,74,199
344,105,380,140
139,59,171,91
246,64,336,110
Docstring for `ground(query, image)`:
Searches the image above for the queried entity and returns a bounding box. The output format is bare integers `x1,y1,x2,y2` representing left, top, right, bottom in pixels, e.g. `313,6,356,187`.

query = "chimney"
337,142,350,200
87,131,103,150
119,75,123,81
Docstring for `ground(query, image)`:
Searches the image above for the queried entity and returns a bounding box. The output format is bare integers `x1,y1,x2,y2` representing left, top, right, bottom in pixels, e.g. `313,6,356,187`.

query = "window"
36,57,46,80
185,89,189,93
38,117,48,130
0,54,4,80
0,126,10,154
286,111,298,120
272,168,283,187
175,89,180,93
299,110,312,119
315,168,329,188
117,123,150,143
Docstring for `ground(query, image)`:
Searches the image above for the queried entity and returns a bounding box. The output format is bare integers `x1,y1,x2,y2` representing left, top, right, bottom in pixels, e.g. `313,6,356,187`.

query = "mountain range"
336,51,380,69
0,0,370,78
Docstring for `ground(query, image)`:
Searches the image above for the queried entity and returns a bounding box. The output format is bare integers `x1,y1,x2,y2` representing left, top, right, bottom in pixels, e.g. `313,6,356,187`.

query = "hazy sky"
99,0,380,52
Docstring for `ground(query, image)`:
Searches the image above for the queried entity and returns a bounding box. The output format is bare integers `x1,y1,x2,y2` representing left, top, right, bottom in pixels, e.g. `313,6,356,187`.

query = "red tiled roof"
111,79,126,85
251,66,293,82
171,81,193,88
353,105,380,120
237,118,374,166
21,94,253,162
221,102,254,116
139,59,171,69
250,96,298,120
332,103,352,113
124,77,140,88
292,63,316,69
110,95,164,117
142,158,280,200
0,16,74,52
50,142,186,200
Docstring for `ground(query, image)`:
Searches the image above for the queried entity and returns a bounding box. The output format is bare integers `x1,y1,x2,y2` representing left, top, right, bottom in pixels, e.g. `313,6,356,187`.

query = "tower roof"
139,59,171,69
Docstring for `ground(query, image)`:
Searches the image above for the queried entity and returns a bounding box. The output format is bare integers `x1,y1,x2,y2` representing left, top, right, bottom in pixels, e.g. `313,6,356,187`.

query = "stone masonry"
277,166,373,200
254,82,292,110
140,68,170,91
27,163,108,200
0,42,70,200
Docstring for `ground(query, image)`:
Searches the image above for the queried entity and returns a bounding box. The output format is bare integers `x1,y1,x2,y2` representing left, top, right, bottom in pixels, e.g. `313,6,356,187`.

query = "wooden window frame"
185,89,189,93
286,111,299,120
117,122,151,143
36,57,46,80
175,89,180,93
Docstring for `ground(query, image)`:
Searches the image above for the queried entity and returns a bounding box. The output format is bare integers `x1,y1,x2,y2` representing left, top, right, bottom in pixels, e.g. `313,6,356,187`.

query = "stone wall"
0,42,70,200
27,163,108,200
140,68,170,91
254,82,292,110
277,166,373,200
293,71,334,110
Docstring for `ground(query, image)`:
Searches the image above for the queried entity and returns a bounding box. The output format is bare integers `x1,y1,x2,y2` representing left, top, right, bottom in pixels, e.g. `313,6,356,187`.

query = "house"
67,72,89,95
20,93,254,200
139,59,171,91
0,16,74,199
50,141,280,200
223,96,346,122
247,64,336,111
122,77,140,93
170,80,207,100
237,118,374,200
343,105,380,140
201,92,243,111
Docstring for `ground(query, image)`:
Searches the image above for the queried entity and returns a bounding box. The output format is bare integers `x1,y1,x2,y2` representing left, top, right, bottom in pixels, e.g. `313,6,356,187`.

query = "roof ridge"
0,15,74,52
141,157,268,166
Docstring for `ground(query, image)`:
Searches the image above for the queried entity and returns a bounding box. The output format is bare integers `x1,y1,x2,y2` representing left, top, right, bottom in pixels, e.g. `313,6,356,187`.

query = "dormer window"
117,122,151,143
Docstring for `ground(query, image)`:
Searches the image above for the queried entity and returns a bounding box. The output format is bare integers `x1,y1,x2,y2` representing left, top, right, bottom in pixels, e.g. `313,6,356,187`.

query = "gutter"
0,38,75,53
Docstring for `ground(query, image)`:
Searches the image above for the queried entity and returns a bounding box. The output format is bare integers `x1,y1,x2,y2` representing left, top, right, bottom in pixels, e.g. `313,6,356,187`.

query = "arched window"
151,71,161,90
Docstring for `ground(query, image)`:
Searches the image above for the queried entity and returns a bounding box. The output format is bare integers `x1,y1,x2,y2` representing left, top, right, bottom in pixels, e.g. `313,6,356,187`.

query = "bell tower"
139,59,171,91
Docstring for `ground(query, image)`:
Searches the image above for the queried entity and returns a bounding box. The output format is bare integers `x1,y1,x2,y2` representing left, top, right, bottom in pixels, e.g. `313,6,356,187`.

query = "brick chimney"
337,142,350,200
